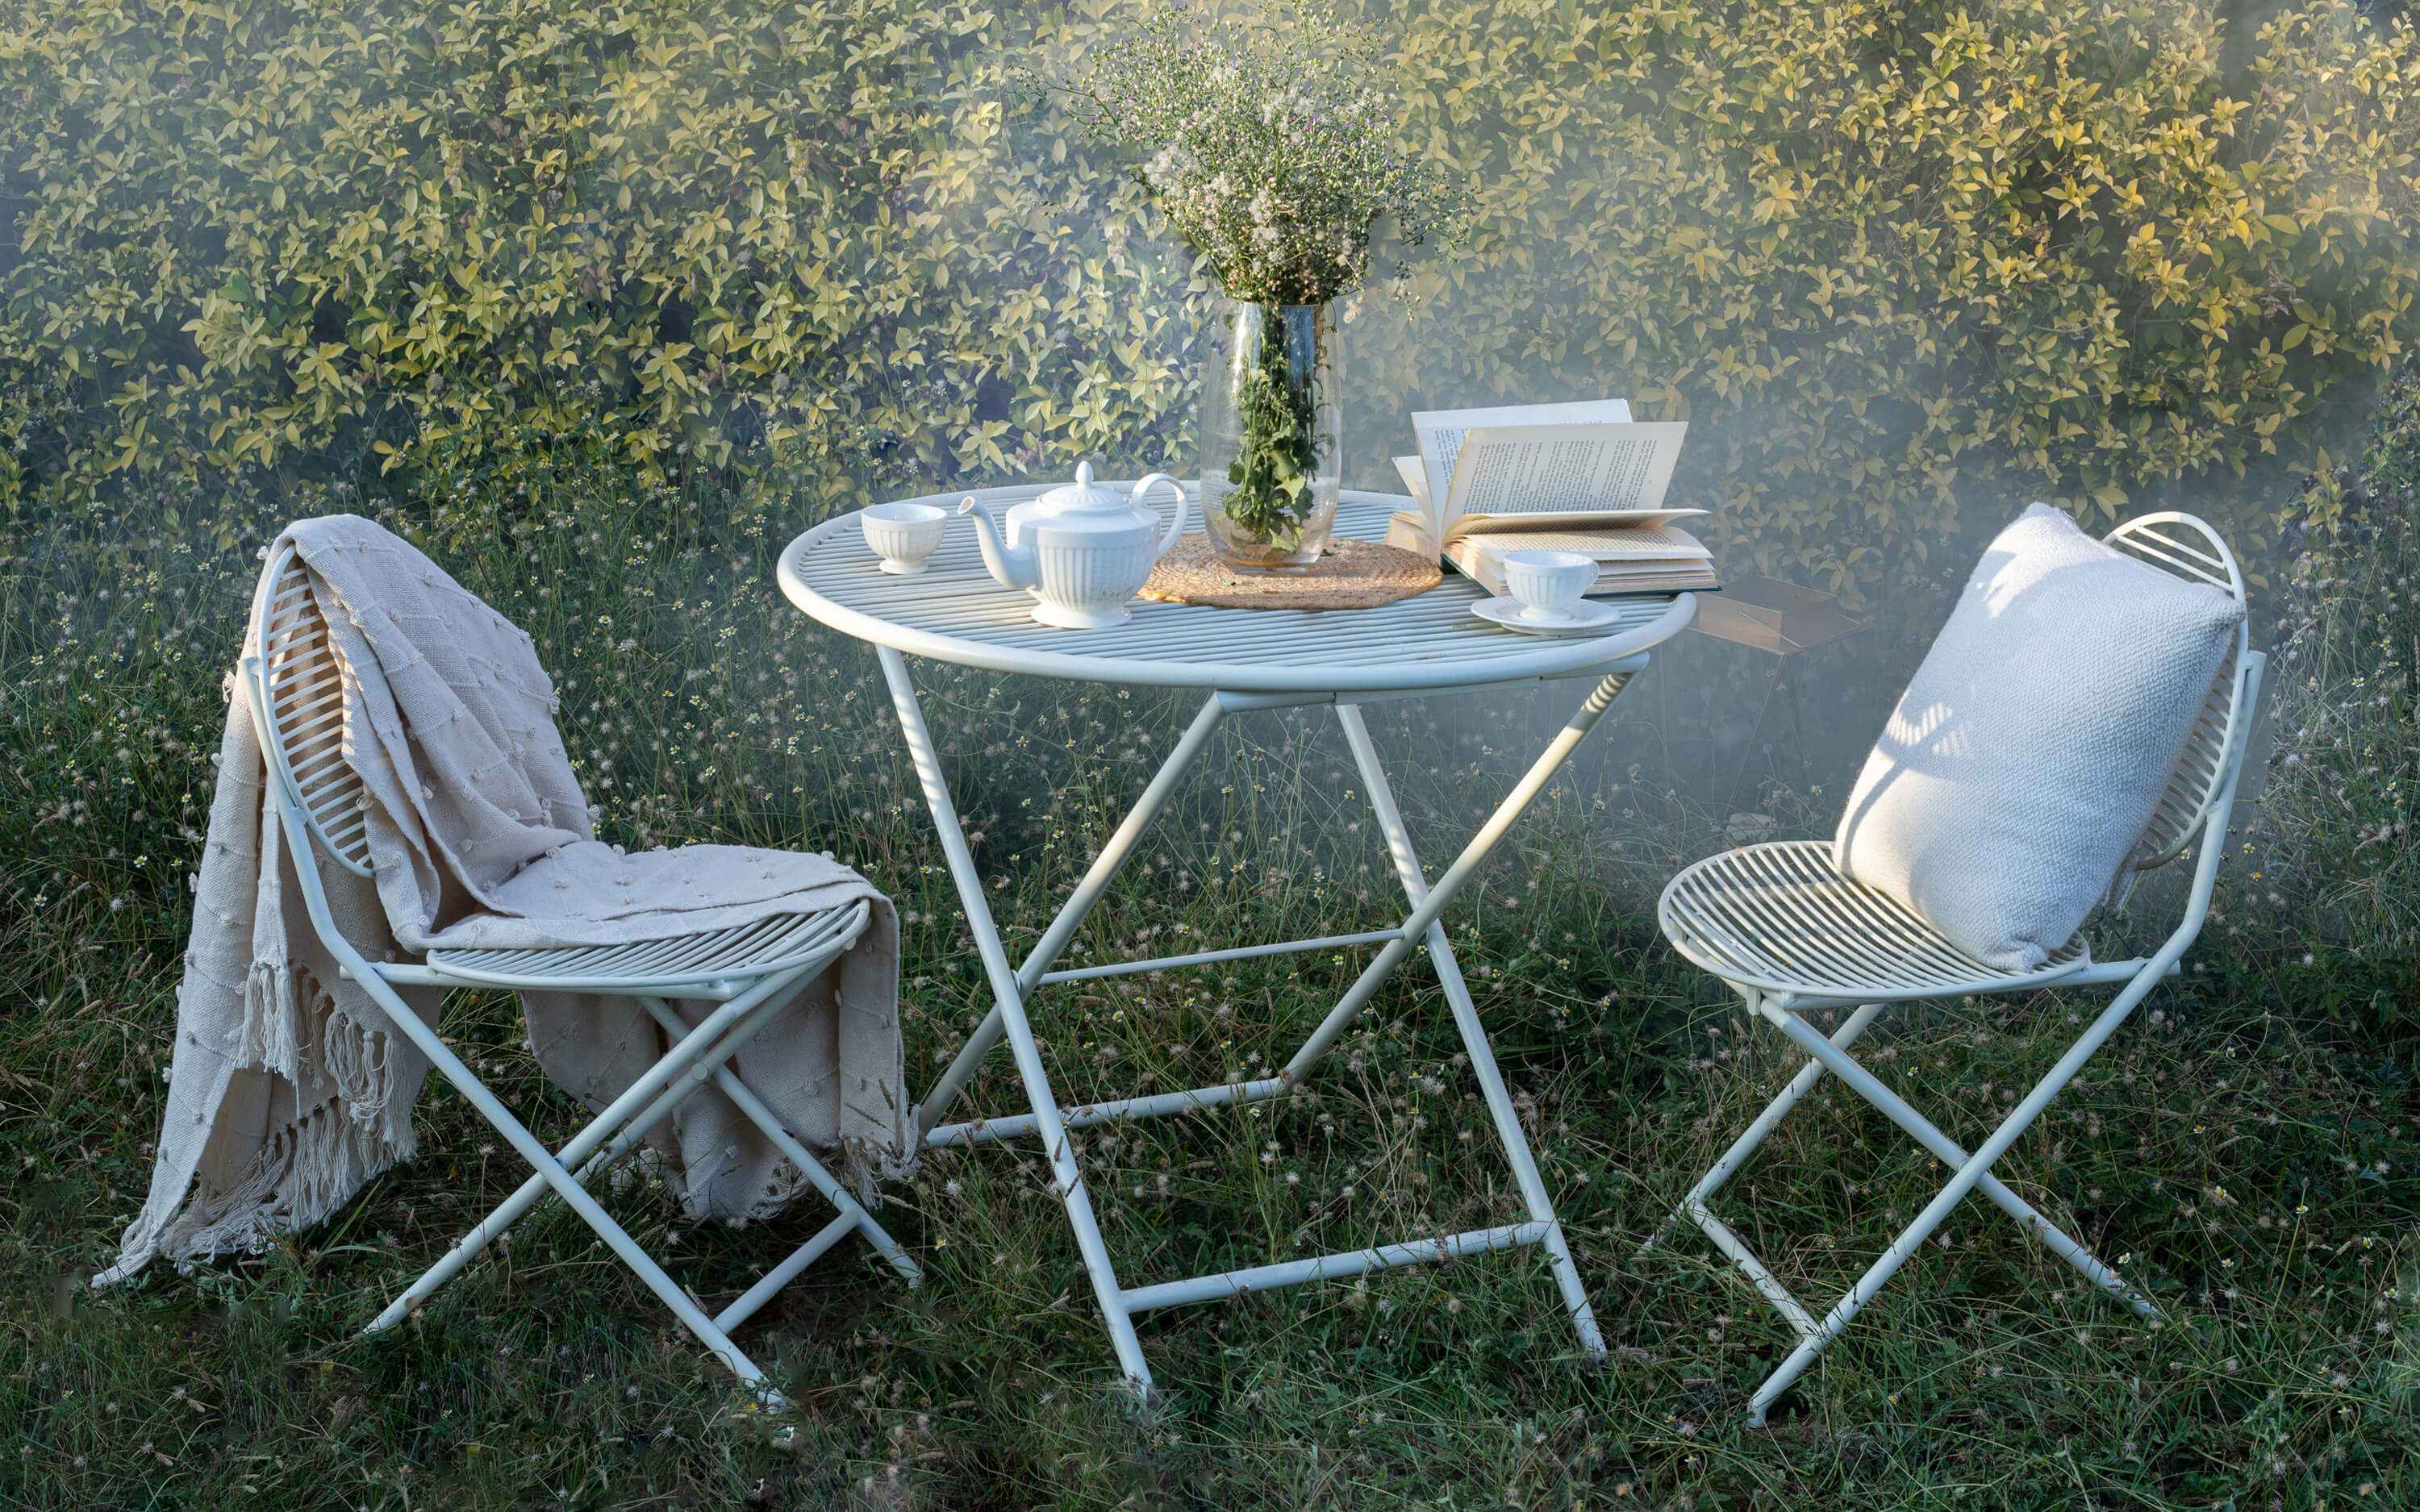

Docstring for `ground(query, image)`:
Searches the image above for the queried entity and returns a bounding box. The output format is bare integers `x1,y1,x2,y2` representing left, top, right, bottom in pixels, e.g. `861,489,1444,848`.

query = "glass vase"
1197,298,1341,573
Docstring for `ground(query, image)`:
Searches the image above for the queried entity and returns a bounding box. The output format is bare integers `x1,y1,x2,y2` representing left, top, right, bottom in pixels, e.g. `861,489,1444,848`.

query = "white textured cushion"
1834,504,2243,973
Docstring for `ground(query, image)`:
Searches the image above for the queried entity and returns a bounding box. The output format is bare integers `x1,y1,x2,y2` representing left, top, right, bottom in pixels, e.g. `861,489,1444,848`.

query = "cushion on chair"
1833,504,2243,973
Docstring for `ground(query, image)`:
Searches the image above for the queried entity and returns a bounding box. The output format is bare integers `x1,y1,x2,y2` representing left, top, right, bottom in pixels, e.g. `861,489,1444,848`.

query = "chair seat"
1658,841,2088,1002
421,901,869,992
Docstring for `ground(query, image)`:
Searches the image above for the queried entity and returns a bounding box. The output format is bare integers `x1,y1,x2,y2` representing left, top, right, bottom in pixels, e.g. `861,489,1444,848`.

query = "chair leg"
366,965,812,1335
1643,998,1886,1252
629,994,923,1296
344,969,786,1401
1760,1005,2154,1318
713,1212,862,1333
1743,981,2160,1425
366,974,920,1370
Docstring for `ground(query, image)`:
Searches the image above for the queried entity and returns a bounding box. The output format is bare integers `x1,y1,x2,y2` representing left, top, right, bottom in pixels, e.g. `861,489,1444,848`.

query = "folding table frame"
885,656,1640,1395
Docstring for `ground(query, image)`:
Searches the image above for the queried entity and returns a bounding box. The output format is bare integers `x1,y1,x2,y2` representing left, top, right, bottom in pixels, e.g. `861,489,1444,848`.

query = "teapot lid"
1021,462,1135,522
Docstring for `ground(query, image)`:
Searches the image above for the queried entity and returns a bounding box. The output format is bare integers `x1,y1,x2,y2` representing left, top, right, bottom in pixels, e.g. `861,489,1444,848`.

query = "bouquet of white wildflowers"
1035,2,1468,306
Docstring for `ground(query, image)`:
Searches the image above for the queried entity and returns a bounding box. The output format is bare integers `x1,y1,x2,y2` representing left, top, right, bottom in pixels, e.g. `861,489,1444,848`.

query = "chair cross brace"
358,973,925,1334
1644,987,2159,1417
882,646,1636,1397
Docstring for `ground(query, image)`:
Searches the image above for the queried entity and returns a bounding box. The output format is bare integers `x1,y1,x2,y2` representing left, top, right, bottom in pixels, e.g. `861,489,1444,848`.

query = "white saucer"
1471,596,1623,636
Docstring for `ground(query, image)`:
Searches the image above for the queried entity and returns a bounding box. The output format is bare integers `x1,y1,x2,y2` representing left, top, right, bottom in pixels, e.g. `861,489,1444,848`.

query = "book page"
1436,422,1689,538
1455,507,1708,532
1412,399,1631,531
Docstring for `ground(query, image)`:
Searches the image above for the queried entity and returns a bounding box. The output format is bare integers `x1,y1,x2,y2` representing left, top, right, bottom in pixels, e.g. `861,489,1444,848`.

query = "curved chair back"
2101,512,2254,871
248,546,374,876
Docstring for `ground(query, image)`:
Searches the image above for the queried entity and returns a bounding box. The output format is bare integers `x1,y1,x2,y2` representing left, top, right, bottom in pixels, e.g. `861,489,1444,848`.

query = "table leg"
912,689,1227,1139
1330,703,1611,1356
1281,669,1637,1086
879,648,1210,1395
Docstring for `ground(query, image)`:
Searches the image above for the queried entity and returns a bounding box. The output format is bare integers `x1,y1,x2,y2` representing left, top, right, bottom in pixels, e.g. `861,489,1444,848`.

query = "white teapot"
960,462,1189,629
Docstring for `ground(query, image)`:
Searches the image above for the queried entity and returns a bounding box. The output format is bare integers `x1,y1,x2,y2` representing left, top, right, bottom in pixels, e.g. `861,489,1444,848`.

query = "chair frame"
242,547,919,1406
1648,512,2267,1424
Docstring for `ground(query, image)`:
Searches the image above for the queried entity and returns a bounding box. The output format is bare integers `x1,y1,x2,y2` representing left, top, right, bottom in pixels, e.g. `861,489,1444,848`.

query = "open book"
1382,399,1714,598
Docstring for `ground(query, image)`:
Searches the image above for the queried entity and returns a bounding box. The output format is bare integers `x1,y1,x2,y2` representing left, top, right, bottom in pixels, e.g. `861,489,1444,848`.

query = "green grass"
4,455,2418,1510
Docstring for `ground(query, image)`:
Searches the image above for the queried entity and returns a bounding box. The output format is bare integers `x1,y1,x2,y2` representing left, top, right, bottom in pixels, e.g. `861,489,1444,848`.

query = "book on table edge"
1389,401,1716,599
1383,508,1721,598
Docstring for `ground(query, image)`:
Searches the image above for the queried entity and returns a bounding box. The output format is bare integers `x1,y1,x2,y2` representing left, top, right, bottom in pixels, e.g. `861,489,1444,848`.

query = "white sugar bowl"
860,501,950,574
958,462,1190,629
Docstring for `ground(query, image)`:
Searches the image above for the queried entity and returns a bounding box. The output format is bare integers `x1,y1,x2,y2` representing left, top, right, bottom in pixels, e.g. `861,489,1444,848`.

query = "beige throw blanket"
99,515,910,1284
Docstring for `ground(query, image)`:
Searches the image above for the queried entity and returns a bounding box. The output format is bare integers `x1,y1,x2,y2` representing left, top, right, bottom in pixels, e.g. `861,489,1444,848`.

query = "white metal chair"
243,546,920,1406
1650,512,2265,1424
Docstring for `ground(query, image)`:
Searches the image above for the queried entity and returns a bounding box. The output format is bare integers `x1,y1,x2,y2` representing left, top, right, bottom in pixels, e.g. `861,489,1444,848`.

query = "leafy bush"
4,0,2419,593
2238,369,2420,1028
0,0,1202,508
1347,0,2420,595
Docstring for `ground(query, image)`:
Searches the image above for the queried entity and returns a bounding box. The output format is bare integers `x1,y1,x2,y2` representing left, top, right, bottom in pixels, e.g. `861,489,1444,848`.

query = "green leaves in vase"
1222,306,1326,547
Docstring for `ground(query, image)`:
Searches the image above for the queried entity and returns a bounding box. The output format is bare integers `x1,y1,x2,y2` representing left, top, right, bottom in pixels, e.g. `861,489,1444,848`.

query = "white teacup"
1500,549,1600,621
862,502,949,575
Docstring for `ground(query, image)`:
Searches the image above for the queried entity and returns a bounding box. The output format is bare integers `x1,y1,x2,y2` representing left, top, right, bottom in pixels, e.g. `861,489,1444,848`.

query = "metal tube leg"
880,648,1156,1395
916,692,1226,1137
567,987,813,1189
367,966,814,1335
1334,705,1608,1357
344,971,778,1397
715,1212,861,1334
1762,1005,2153,1317
1643,999,1886,1252
1284,670,1636,1086
1745,976,2163,1425
629,994,922,1289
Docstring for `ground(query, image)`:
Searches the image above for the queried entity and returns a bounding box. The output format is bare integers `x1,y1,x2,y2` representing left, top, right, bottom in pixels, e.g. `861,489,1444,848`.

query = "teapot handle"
1131,473,1189,558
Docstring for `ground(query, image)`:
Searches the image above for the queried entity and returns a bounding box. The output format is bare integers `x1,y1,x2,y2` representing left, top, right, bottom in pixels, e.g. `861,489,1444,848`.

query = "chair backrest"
2101,512,2255,871
248,546,374,876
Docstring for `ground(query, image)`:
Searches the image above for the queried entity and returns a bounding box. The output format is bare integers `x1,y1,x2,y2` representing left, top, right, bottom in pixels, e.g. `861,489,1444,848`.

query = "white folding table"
778,482,1696,1397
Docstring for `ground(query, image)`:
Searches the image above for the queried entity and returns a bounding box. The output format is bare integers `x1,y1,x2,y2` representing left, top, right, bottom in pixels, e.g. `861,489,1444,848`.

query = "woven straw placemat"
1139,534,1442,610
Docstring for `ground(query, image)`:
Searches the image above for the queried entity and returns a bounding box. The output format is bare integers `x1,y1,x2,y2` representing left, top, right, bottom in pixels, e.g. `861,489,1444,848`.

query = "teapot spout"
959,495,1036,589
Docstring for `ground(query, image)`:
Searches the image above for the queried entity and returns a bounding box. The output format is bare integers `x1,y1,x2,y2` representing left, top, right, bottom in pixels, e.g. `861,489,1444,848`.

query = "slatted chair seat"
1659,839,2090,1002
425,906,866,992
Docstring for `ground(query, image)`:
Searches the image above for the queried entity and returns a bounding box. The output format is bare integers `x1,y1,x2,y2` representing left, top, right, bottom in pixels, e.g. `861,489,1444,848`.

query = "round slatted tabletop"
778,482,1696,693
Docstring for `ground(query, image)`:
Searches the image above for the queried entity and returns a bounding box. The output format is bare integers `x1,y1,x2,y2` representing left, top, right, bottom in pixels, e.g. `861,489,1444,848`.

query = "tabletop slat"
779,485,1696,693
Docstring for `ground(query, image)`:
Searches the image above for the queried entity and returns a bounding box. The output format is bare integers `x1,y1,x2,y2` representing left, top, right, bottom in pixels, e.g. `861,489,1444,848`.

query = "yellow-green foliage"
1347,0,2420,591
0,0,1200,506
4,0,2419,591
